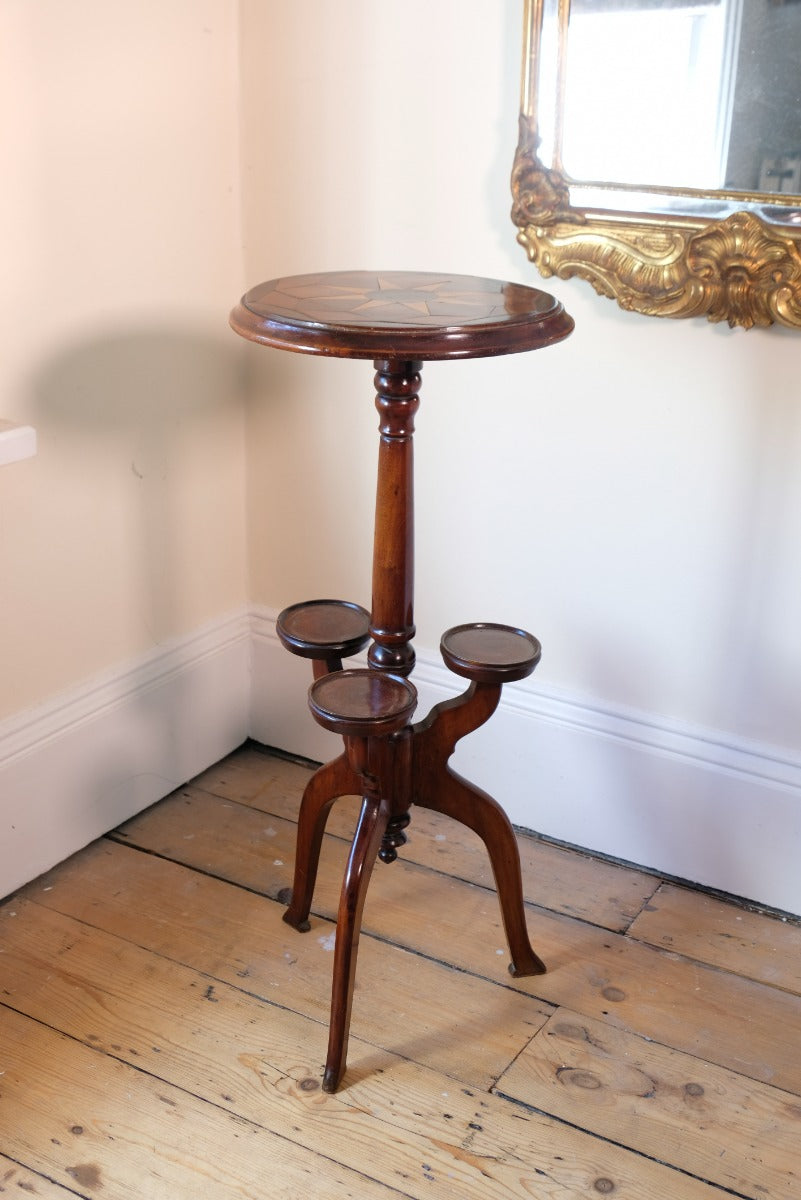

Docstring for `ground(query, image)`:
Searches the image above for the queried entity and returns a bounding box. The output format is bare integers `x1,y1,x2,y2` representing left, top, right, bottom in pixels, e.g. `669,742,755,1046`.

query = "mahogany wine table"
230,271,574,1091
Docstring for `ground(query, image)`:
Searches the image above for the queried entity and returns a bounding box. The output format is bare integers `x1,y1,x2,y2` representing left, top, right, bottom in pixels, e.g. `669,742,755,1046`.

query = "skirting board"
0,610,251,900
252,607,801,916
3,605,800,915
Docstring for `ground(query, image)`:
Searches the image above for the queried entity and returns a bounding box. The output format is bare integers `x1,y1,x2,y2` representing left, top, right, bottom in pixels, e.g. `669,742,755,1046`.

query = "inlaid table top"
230,269,574,360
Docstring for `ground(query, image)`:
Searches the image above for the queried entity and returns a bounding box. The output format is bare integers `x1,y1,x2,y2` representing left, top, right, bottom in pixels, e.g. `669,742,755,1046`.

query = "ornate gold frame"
511,0,801,329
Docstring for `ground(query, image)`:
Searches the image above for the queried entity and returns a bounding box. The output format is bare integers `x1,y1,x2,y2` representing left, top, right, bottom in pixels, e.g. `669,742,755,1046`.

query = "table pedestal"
280,357,545,1092
229,270,574,1091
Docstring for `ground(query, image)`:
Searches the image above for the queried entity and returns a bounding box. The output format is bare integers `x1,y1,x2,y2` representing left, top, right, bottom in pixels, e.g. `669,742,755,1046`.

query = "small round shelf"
308,669,417,739
277,599,371,660
440,623,542,684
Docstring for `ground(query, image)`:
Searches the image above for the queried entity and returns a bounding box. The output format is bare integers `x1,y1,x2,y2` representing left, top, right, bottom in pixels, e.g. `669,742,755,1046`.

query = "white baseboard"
253,607,801,915
5,605,800,915
0,610,251,899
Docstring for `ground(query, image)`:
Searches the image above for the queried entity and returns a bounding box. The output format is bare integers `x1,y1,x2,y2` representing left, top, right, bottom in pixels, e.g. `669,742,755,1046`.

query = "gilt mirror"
511,0,801,328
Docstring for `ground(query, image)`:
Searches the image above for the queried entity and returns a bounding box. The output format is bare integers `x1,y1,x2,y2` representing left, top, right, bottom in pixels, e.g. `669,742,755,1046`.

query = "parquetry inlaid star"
269,274,509,325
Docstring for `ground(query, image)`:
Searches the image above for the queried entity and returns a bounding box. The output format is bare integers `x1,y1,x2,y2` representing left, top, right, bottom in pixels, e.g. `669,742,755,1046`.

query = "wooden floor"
3,744,801,1199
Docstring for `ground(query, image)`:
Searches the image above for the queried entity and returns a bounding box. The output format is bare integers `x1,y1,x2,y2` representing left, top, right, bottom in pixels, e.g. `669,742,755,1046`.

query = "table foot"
283,752,361,931
418,762,545,976
414,672,545,978
323,794,390,1092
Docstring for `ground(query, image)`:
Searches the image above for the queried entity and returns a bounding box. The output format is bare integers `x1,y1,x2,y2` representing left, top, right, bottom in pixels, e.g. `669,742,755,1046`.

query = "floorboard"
112,780,801,1096
628,881,801,994
2,744,799,1199
496,1007,801,1199
0,1153,77,1198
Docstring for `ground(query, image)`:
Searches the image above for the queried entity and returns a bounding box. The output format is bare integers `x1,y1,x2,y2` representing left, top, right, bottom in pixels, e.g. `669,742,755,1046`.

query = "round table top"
229,270,574,360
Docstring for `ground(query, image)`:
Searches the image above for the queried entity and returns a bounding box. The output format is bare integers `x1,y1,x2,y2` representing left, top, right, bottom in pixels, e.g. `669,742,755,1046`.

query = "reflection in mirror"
551,0,801,199
558,1,740,190
512,0,801,328
728,0,801,193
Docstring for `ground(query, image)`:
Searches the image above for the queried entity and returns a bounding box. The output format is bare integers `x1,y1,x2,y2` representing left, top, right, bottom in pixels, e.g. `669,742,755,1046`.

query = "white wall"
1,1,248,716
2,0,799,914
1,1,250,894
240,0,801,912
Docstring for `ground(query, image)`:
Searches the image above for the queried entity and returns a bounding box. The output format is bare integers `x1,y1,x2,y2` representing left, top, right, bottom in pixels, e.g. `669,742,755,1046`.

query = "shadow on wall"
28,324,245,641
13,327,251,844
30,324,243,429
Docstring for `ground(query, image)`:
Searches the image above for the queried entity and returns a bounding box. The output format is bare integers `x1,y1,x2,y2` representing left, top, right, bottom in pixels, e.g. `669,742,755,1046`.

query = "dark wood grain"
230,269,574,1091
308,670,417,739
441,623,542,683
368,359,419,675
230,270,574,360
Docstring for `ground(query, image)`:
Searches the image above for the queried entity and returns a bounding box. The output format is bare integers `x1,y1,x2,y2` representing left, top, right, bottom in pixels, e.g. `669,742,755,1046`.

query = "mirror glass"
538,0,801,224
513,0,801,327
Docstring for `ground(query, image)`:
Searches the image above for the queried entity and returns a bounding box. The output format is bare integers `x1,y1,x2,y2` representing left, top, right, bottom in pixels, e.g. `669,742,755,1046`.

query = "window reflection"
560,0,740,190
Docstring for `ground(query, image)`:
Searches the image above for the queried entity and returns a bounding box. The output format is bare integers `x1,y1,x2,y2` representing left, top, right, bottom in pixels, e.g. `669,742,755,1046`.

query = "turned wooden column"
368,358,421,677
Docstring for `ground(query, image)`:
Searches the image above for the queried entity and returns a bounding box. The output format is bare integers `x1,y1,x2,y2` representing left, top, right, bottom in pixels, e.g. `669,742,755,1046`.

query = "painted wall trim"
4,604,799,915
0,609,251,900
